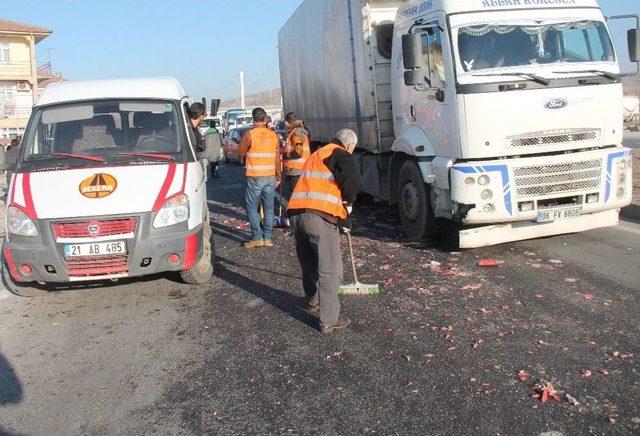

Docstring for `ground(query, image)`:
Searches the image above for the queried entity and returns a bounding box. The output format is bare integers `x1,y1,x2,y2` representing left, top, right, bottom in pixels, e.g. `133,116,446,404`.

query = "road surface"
0,163,638,435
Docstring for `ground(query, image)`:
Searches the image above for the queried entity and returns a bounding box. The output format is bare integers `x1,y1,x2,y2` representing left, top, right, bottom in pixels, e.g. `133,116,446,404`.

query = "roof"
397,0,600,23
0,18,52,43
35,77,187,107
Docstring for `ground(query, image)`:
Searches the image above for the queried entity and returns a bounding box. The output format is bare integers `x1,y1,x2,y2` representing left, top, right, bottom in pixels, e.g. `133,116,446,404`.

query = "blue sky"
2,0,637,100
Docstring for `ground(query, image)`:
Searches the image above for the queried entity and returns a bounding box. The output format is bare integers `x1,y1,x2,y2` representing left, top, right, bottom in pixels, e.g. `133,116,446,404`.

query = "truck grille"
514,159,602,197
509,130,599,148
66,255,129,277
52,218,137,239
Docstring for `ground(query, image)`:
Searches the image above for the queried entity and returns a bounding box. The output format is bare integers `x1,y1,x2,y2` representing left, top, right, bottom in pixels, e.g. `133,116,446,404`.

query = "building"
0,18,52,139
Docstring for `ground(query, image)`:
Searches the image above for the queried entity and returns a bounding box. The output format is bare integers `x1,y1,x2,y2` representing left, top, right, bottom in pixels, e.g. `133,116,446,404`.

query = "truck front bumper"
449,147,633,225
4,212,204,283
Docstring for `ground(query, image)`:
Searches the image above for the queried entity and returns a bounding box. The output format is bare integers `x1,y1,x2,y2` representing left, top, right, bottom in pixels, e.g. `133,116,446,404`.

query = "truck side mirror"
210,99,221,117
402,33,425,69
629,28,640,62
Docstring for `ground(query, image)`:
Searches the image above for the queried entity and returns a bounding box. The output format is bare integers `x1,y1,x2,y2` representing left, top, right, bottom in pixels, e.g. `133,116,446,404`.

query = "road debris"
532,380,559,403
478,259,501,267
581,369,592,377
517,370,529,382
566,394,581,406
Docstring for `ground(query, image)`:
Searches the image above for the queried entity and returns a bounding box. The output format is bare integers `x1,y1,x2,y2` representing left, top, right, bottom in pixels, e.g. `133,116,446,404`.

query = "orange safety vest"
282,127,311,174
287,143,347,219
245,127,279,177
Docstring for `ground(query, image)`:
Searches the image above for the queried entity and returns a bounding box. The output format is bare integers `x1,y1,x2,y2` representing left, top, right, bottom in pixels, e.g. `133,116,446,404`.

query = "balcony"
0,60,32,77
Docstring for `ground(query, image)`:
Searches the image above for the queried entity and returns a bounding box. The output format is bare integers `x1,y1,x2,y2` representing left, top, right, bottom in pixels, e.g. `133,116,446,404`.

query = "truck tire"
1,250,49,297
180,209,215,284
397,160,439,241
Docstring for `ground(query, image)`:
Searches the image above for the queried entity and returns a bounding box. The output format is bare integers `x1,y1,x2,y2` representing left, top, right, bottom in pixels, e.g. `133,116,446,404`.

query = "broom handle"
346,232,359,284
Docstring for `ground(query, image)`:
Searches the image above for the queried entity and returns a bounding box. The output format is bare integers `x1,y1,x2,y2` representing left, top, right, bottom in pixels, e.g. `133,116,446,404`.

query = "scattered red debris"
583,293,594,300
517,370,529,382
531,380,559,403
461,284,482,291
478,259,500,267
385,327,394,333
613,351,633,360
385,277,393,285
404,379,414,388
502,304,510,311
581,369,592,377
473,339,485,349
600,369,609,376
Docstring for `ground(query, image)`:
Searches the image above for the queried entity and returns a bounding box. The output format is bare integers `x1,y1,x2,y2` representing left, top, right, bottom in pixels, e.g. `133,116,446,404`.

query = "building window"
0,81,14,99
0,42,10,63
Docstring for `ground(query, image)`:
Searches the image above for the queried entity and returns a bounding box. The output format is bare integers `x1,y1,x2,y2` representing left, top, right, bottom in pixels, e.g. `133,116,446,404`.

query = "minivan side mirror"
402,33,425,70
629,28,640,62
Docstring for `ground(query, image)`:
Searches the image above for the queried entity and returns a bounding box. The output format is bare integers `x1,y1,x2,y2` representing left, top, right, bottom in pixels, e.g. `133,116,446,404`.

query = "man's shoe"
263,240,274,247
243,240,264,249
321,317,351,334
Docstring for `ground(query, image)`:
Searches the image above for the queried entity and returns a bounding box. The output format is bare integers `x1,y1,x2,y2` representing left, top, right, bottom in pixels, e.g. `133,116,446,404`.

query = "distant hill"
222,88,282,108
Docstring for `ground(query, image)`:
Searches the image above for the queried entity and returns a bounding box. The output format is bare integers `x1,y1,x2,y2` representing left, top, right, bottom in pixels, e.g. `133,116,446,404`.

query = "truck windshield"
22,100,184,168
457,20,615,73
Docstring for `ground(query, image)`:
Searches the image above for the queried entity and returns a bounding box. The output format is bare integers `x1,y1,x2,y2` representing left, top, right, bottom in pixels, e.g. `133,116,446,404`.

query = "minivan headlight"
7,206,38,236
153,194,190,228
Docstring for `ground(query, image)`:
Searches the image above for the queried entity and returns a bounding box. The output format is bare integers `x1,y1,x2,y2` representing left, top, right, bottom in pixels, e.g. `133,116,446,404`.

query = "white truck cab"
2,78,215,295
279,0,639,247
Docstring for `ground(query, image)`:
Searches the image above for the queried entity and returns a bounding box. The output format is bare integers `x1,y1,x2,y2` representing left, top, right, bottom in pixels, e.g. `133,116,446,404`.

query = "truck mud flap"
459,209,620,248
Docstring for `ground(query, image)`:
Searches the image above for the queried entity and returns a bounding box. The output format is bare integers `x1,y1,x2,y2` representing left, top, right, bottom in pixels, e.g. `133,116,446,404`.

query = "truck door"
405,14,457,157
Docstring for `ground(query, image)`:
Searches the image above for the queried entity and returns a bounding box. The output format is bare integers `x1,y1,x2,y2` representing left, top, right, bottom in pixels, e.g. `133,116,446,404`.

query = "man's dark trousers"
292,212,343,327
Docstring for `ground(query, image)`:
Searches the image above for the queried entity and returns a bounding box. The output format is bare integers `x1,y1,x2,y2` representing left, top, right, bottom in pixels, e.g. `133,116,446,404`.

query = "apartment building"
0,18,52,139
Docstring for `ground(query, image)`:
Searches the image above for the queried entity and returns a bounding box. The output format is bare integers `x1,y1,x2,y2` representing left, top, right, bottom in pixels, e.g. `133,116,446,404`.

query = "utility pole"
239,71,245,109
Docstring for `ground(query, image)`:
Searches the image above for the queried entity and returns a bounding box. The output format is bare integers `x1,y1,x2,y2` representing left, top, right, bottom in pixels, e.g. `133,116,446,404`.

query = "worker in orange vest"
287,129,359,334
279,112,311,225
238,108,282,249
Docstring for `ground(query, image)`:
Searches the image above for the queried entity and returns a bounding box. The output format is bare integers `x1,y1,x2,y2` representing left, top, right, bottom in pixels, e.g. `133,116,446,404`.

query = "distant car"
236,115,253,128
198,117,222,136
223,126,252,164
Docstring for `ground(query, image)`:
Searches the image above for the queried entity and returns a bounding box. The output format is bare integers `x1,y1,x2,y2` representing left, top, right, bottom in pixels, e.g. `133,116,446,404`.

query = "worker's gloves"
339,225,351,235
346,205,353,215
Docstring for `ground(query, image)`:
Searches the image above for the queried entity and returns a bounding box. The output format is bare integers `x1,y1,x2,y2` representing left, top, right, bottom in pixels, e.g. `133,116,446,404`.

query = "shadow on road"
215,255,317,331
0,348,22,435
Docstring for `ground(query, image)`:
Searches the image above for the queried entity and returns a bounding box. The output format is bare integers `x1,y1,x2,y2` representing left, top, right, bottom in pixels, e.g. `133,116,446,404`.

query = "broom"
339,232,380,295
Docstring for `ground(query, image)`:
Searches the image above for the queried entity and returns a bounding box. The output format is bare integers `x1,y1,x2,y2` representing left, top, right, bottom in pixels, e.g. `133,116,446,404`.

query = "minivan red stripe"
152,164,177,212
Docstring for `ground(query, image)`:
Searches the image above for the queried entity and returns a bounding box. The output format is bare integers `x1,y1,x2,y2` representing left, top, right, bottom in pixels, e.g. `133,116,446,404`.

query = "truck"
278,0,639,247
1,78,217,296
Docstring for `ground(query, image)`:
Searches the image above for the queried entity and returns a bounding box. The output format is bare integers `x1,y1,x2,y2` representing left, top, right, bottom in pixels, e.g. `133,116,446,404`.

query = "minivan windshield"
456,20,615,73
22,99,186,169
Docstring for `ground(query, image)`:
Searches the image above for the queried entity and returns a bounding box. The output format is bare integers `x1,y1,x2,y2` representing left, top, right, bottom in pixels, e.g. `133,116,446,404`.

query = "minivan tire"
180,209,215,284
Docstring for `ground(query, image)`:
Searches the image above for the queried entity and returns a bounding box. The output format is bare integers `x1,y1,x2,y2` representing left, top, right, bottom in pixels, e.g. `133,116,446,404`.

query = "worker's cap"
335,129,358,148
252,107,267,122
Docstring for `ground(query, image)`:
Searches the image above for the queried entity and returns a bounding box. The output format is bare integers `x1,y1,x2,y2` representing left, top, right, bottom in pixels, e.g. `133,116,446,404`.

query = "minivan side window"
421,29,446,89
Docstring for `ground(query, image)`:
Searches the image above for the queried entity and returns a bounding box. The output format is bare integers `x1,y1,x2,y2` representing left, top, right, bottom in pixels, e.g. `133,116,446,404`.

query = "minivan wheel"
1,250,49,297
180,210,215,284
397,160,440,241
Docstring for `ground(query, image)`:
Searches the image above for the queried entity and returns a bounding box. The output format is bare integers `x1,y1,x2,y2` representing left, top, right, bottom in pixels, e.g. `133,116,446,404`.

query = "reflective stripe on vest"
245,127,279,177
286,143,347,219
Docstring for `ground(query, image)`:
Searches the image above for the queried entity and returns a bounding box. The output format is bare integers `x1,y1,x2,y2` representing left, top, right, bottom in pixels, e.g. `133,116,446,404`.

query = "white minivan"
1,78,216,295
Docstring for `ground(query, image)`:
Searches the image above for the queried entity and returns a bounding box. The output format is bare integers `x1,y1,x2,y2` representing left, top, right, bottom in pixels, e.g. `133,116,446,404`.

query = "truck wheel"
180,210,215,284
1,252,49,297
397,160,439,241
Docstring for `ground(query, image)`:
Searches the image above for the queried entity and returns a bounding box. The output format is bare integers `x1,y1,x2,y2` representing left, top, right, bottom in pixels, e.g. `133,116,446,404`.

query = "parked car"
236,115,253,128
198,117,222,136
223,126,252,164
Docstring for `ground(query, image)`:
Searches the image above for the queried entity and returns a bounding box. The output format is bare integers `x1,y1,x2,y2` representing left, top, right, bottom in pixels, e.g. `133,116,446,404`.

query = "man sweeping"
287,129,359,334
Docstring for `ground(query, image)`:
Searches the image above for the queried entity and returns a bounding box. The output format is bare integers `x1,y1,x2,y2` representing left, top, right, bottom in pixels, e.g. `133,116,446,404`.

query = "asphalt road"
0,163,638,435
623,130,640,149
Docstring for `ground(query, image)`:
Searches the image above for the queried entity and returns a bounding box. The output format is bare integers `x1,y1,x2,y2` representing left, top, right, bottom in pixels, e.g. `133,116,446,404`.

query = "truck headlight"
153,194,190,228
7,206,38,237
478,175,491,186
